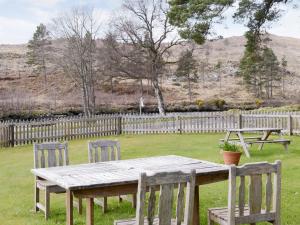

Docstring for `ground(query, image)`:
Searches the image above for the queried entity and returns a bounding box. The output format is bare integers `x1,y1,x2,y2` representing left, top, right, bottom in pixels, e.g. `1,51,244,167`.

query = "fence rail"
1,111,300,148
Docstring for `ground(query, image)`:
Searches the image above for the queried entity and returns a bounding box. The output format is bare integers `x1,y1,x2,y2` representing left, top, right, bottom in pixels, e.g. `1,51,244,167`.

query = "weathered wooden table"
222,128,290,158
31,155,229,225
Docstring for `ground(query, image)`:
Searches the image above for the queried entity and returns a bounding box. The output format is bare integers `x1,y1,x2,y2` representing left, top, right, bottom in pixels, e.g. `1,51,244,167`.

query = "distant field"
0,133,299,225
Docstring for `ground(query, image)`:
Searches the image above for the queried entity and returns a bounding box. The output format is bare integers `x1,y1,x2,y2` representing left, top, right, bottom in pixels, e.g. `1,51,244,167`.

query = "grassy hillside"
0,34,300,115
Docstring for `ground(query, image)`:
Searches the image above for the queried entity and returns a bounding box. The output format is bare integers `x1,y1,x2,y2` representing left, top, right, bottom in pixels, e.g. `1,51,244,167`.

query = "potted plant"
219,142,242,165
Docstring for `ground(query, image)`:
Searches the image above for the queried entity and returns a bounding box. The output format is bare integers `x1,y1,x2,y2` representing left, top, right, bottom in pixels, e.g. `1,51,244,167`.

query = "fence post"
178,116,182,134
237,113,242,129
287,115,293,136
117,116,122,135
9,124,14,147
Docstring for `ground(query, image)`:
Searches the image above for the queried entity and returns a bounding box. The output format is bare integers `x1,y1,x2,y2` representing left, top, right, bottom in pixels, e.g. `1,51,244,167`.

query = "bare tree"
111,0,181,114
52,7,100,116
101,32,148,94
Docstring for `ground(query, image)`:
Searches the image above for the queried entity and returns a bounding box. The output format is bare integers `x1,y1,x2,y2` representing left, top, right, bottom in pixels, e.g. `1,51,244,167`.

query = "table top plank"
31,155,228,191
227,128,282,132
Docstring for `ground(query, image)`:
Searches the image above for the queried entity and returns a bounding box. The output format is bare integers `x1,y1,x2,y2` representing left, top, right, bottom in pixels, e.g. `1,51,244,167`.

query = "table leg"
66,190,73,225
237,132,250,158
258,131,271,151
224,131,231,142
193,186,200,225
86,198,94,225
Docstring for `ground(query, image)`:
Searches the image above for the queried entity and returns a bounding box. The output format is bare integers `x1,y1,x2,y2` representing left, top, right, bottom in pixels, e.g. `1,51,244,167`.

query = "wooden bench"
246,139,290,151
220,137,290,151
219,137,261,142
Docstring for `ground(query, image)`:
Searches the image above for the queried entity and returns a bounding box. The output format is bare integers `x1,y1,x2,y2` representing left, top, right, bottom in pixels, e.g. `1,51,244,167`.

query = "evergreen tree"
176,49,197,102
261,47,280,99
281,56,288,97
26,23,52,83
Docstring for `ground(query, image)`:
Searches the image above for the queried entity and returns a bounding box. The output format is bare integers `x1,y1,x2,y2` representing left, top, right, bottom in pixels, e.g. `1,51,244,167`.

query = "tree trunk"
153,78,165,115
82,83,90,117
110,76,114,94
188,74,192,102
282,74,285,97
140,79,144,96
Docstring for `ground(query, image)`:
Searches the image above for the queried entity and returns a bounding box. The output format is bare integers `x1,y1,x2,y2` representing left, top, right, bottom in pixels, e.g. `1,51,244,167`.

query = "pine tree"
26,23,52,83
281,56,288,97
176,49,197,102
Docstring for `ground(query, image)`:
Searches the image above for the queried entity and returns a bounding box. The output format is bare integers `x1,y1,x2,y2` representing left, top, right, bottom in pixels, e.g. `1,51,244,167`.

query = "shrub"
195,99,205,107
255,98,263,108
208,98,226,109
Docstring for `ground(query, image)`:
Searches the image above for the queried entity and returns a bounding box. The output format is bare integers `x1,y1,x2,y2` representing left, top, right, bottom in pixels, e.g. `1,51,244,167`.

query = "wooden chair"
208,161,281,225
114,169,196,225
88,140,136,213
33,142,82,219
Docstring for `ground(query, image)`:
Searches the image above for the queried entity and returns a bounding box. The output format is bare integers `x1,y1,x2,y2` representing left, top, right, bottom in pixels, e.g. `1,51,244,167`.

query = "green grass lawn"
0,133,299,225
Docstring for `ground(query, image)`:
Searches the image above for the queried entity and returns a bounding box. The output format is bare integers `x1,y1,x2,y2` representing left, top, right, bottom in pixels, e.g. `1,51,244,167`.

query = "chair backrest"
33,142,69,168
88,140,121,163
136,170,196,225
228,160,281,225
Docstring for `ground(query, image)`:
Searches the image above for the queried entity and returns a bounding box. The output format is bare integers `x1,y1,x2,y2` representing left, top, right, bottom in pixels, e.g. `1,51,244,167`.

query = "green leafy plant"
219,141,241,152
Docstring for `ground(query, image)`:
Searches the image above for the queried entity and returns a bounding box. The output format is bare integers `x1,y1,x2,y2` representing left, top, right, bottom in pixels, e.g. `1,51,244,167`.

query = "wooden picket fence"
1,111,300,148
0,115,121,147
121,112,237,134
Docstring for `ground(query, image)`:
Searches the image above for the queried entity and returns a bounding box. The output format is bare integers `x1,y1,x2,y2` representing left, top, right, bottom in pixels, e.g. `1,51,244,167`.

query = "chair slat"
239,176,245,216
48,148,57,167
249,174,262,214
58,148,63,166
40,149,45,168
101,146,109,162
266,173,272,212
94,146,98,162
158,184,174,225
176,183,184,225
111,147,115,161
147,186,156,225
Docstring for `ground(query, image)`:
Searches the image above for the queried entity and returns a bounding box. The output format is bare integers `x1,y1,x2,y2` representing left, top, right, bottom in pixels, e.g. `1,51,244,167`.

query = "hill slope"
0,34,300,115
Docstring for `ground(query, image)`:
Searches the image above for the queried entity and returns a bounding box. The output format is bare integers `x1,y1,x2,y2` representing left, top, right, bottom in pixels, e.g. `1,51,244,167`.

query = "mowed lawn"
0,133,300,225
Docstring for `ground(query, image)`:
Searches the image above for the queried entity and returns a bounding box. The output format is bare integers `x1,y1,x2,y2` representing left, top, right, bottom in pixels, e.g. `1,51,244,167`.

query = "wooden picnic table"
222,128,290,158
31,155,229,225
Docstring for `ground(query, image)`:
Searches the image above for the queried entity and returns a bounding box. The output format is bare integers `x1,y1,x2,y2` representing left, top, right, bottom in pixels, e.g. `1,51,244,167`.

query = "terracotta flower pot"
222,150,242,166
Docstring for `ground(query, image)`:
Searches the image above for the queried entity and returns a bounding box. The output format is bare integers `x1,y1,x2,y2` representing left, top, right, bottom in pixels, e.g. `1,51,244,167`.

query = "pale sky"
0,0,299,44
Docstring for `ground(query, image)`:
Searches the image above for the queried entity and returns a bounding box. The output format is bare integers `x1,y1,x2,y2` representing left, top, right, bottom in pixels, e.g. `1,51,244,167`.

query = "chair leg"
132,194,137,208
45,188,50,220
208,211,213,225
34,184,40,212
102,197,107,213
77,197,83,215
119,195,123,203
